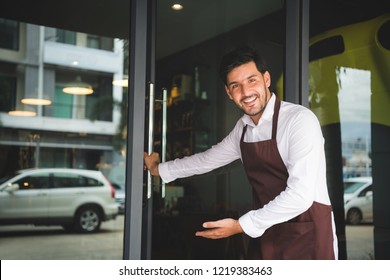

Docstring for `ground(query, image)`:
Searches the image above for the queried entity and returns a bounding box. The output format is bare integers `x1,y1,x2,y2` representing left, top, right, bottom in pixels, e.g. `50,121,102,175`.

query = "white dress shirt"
159,94,337,255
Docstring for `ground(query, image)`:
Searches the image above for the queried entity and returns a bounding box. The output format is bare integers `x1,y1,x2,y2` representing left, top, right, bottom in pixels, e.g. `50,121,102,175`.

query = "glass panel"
0,74,17,112
56,29,76,45
0,18,19,50
153,0,284,259
309,0,389,259
0,17,126,259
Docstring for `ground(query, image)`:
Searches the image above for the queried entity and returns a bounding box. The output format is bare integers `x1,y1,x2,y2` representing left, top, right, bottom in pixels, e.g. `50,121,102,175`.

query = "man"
144,46,338,260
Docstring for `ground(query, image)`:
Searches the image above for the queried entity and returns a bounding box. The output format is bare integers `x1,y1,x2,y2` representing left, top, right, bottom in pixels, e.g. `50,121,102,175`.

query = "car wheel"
74,206,102,233
347,208,362,225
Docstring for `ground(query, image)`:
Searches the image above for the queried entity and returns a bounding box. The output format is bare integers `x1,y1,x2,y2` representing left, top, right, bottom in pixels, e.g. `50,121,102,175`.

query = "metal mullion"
123,0,149,260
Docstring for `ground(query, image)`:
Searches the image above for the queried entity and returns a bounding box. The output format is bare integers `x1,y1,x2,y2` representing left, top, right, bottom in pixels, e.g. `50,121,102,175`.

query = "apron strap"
272,97,281,140
241,124,248,143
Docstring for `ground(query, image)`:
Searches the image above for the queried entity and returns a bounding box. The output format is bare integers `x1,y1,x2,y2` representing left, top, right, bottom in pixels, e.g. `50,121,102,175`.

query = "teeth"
243,96,256,103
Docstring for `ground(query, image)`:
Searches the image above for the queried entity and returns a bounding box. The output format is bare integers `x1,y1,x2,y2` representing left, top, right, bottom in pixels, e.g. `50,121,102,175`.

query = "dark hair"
219,46,268,86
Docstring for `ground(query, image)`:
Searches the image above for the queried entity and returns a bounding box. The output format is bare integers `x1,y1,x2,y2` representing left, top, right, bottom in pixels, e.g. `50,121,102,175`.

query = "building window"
56,28,76,45
0,18,19,51
87,35,114,51
49,71,114,121
87,34,100,49
0,75,16,112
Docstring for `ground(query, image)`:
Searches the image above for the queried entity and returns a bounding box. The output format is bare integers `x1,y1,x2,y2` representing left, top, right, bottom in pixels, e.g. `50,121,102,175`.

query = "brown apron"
240,97,335,260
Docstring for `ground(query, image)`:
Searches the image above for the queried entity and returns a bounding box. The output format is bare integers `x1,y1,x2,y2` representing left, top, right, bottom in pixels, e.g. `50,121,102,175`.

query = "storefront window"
0,20,126,259
309,1,389,259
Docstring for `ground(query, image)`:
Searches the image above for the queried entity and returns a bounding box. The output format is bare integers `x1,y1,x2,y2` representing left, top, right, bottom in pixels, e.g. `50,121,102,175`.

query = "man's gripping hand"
144,152,160,176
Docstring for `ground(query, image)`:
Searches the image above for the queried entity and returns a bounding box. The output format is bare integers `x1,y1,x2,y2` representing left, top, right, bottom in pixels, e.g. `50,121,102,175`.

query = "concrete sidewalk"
0,216,374,260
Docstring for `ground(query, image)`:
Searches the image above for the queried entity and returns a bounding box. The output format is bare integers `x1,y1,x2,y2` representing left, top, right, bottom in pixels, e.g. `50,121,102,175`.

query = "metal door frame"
123,0,150,260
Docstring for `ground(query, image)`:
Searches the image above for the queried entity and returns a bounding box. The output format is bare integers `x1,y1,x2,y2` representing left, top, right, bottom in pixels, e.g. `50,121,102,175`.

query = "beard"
239,105,266,117
238,94,268,117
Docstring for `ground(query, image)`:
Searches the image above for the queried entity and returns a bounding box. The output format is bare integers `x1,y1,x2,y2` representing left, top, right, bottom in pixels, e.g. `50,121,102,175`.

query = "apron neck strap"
272,97,281,140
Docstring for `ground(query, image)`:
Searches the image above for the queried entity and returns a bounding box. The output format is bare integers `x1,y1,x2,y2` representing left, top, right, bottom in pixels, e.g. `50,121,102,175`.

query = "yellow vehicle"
277,13,390,127
310,13,389,127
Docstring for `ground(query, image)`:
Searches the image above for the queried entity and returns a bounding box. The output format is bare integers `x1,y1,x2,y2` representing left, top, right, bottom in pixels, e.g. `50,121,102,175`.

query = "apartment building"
0,18,125,178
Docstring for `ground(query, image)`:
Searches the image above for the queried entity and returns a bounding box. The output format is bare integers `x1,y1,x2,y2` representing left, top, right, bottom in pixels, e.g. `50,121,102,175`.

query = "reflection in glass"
0,18,126,259
308,12,390,259
337,67,371,178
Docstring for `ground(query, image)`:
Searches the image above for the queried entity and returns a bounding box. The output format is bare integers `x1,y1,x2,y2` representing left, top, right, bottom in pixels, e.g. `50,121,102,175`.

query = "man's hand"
195,218,243,239
144,152,160,176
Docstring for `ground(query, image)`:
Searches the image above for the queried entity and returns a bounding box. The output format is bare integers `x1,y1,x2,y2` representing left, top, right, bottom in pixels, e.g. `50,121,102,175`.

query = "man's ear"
264,71,271,88
225,85,233,100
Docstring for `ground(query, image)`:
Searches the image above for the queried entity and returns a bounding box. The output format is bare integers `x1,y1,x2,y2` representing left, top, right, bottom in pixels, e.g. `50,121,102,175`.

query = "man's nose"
240,84,251,96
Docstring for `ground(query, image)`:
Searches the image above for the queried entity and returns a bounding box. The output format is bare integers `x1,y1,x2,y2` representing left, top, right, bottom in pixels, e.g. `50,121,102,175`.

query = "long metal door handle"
161,88,167,198
147,82,155,199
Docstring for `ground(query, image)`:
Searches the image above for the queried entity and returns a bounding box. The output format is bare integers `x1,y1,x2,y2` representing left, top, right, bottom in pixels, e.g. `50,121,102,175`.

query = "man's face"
225,61,271,124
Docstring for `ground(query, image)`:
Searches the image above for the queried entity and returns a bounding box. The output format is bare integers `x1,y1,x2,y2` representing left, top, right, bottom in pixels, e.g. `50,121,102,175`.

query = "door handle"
155,88,168,198
161,88,167,198
147,81,155,199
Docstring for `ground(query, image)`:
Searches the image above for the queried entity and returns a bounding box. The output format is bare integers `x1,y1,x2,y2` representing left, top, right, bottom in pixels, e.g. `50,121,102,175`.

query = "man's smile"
242,95,258,106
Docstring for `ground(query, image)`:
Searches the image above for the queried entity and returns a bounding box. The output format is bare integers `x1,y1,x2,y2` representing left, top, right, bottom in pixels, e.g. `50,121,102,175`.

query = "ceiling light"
171,3,184,11
21,98,52,106
63,76,94,95
8,110,37,117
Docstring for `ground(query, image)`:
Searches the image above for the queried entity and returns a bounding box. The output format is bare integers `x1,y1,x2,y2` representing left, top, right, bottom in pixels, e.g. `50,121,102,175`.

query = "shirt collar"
241,93,276,127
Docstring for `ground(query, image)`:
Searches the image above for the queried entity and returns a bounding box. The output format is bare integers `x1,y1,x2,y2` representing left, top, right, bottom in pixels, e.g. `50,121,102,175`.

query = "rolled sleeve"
239,211,265,238
159,161,175,183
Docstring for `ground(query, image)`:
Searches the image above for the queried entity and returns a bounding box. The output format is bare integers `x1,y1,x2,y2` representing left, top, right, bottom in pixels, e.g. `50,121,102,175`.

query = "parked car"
0,168,118,232
344,177,373,225
111,183,125,214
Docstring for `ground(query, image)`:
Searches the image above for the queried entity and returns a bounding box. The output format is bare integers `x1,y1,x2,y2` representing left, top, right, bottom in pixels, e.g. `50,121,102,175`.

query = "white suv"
0,168,118,232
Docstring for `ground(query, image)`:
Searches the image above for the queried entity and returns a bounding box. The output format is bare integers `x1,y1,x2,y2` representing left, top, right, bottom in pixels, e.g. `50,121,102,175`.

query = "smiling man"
144,46,338,260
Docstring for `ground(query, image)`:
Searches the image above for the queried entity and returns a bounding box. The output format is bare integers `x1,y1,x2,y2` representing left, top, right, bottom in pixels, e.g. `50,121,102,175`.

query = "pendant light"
63,76,94,95
21,97,52,106
8,103,36,117
8,110,37,117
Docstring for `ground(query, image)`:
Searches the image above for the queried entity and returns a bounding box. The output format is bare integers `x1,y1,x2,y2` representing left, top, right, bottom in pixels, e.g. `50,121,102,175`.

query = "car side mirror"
6,183,20,192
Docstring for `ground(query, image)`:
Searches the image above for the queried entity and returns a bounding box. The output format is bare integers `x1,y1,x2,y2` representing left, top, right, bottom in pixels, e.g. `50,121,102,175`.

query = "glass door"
0,2,128,260
151,0,285,260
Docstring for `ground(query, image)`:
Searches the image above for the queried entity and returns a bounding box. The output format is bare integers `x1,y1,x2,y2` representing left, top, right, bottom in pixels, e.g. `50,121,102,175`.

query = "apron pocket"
261,221,315,259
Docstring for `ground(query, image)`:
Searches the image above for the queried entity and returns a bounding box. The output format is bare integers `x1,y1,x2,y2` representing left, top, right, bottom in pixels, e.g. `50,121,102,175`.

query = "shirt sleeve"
239,108,327,238
159,121,243,183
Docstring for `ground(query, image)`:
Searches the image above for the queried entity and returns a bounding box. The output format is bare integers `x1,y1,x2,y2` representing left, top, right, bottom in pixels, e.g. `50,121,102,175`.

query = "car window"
358,185,372,197
15,173,51,190
112,183,124,191
344,181,367,194
52,172,104,188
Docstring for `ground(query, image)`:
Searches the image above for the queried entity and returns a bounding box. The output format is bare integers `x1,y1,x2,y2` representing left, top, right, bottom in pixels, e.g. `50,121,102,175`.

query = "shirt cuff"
238,210,264,238
158,162,175,183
